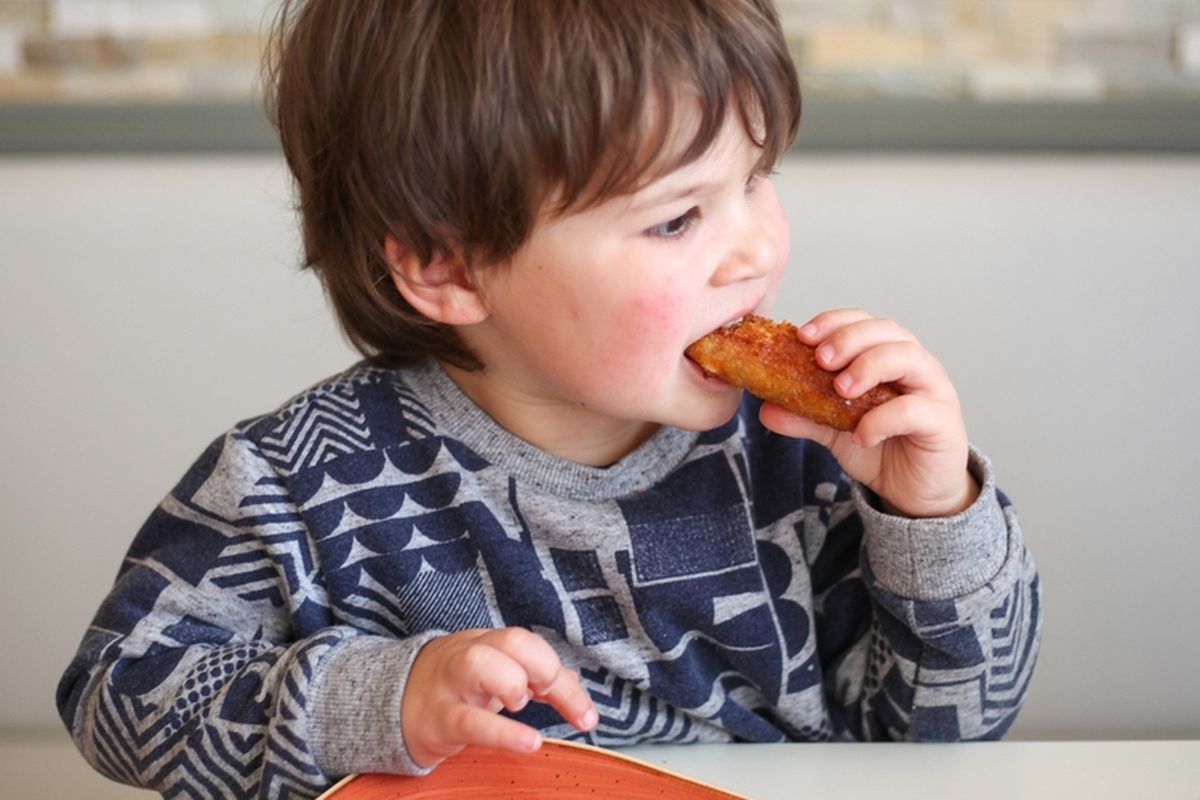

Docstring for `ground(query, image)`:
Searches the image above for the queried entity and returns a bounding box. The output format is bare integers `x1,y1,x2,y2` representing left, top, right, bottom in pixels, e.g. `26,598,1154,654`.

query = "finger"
811,318,920,372
446,642,536,713
474,657,535,714
444,704,544,755
532,666,599,732
467,630,596,729
797,308,874,345
477,628,559,685
852,392,947,449
482,629,598,731
835,340,951,400
759,401,842,448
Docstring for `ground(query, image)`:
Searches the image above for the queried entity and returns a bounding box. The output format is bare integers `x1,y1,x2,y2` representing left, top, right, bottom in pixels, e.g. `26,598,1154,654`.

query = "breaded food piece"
686,315,899,431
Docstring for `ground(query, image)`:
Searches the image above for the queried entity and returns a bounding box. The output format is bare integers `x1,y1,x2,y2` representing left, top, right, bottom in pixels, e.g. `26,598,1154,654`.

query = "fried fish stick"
686,315,899,432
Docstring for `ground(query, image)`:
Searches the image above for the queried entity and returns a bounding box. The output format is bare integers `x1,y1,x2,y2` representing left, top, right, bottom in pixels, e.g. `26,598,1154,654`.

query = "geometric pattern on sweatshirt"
58,363,1042,799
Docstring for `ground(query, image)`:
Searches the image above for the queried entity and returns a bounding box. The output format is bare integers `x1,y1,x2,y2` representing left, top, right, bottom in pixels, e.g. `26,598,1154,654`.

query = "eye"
646,207,700,239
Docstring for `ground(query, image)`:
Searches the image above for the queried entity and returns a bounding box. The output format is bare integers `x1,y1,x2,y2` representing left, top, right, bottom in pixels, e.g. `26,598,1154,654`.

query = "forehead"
531,120,762,247
628,114,762,208
550,85,765,219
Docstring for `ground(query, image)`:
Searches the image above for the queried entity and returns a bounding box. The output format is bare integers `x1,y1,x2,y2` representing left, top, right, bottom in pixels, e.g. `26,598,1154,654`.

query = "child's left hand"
759,308,978,519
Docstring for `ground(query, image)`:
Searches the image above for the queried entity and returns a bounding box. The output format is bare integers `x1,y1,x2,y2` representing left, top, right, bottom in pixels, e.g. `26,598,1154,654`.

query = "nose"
709,202,783,287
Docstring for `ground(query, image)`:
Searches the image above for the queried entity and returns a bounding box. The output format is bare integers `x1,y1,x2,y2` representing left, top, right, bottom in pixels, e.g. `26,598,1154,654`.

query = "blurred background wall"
1,0,1198,750
1,0,1199,104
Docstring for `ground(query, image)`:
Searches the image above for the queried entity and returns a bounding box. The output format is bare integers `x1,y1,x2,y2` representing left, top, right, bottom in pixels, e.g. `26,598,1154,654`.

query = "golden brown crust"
685,315,899,432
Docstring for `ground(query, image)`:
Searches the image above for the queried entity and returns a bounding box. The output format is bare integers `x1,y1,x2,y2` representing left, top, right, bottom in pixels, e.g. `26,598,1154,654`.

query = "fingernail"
800,323,818,340
580,708,599,730
526,732,543,752
835,372,854,393
817,344,835,364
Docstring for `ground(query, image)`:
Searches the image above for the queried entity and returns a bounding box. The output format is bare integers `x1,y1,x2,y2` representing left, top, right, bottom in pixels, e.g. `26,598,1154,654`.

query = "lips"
719,314,748,331
684,312,755,389
688,310,754,355
686,353,732,386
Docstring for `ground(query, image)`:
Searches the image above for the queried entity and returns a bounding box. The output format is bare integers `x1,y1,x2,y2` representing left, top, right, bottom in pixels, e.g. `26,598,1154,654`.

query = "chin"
666,394,743,433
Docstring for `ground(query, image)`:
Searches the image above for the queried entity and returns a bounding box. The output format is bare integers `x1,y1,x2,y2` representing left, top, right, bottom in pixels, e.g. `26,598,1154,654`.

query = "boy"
57,1,1042,797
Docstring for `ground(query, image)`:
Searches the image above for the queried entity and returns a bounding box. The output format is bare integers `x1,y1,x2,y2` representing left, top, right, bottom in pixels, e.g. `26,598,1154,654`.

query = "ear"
385,235,489,325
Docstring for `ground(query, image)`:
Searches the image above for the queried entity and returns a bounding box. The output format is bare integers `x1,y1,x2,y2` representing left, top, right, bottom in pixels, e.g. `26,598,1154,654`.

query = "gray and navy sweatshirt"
57,359,1042,798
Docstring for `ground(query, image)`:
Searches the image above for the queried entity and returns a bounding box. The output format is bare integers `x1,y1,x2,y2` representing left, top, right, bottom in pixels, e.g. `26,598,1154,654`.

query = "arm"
821,448,1042,740
55,431,435,798
56,429,597,796
763,309,1042,740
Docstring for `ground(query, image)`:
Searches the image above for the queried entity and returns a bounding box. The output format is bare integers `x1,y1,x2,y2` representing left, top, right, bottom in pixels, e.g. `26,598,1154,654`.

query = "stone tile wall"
780,0,1200,100
0,0,269,102
1,0,1198,103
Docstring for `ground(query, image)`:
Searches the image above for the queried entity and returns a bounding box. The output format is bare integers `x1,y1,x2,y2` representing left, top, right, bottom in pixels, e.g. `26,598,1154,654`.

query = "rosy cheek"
589,288,688,376
627,287,690,341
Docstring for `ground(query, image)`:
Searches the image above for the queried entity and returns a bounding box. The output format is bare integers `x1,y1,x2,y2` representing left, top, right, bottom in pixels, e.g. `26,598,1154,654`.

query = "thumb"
759,402,840,449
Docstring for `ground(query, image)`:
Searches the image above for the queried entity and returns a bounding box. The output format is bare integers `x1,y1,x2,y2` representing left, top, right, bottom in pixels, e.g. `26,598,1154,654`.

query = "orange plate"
320,739,746,799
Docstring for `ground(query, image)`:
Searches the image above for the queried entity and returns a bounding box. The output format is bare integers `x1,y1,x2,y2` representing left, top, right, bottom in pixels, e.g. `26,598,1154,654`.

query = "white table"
622,739,1200,799
4,732,1197,799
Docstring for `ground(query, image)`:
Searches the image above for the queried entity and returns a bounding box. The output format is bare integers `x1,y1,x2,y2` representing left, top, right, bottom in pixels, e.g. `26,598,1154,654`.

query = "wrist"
309,633,441,778
856,447,1009,600
881,471,979,519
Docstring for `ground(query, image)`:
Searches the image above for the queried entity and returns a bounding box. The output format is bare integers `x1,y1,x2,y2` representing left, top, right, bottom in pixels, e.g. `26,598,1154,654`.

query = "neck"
441,363,660,467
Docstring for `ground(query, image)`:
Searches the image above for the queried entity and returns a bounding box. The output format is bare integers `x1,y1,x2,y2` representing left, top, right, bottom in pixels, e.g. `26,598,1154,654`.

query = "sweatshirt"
58,359,1042,798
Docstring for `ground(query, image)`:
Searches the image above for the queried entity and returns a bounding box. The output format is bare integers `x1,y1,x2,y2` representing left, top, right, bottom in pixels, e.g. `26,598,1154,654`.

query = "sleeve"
817,447,1043,741
55,431,438,800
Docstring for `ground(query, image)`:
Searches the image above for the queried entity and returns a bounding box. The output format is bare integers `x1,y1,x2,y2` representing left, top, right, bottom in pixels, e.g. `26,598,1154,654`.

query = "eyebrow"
627,180,721,213
625,158,766,214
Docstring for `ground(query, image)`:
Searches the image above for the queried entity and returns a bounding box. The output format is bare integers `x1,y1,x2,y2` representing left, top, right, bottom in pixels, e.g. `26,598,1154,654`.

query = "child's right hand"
401,627,599,769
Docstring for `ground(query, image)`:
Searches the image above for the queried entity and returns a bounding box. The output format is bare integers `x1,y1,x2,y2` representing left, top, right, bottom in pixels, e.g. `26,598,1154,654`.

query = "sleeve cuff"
854,446,1010,601
307,631,443,778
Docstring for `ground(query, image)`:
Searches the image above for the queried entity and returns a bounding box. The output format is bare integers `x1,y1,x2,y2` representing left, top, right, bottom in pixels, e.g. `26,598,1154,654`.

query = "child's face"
456,106,790,461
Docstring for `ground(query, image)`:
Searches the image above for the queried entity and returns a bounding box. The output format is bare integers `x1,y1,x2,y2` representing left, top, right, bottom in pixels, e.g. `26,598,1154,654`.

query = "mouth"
684,311,754,384
687,311,753,353
686,355,731,386
718,314,749,331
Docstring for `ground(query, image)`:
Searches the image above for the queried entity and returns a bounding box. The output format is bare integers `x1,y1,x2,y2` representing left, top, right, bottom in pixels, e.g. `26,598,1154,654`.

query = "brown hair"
264,0,801,369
